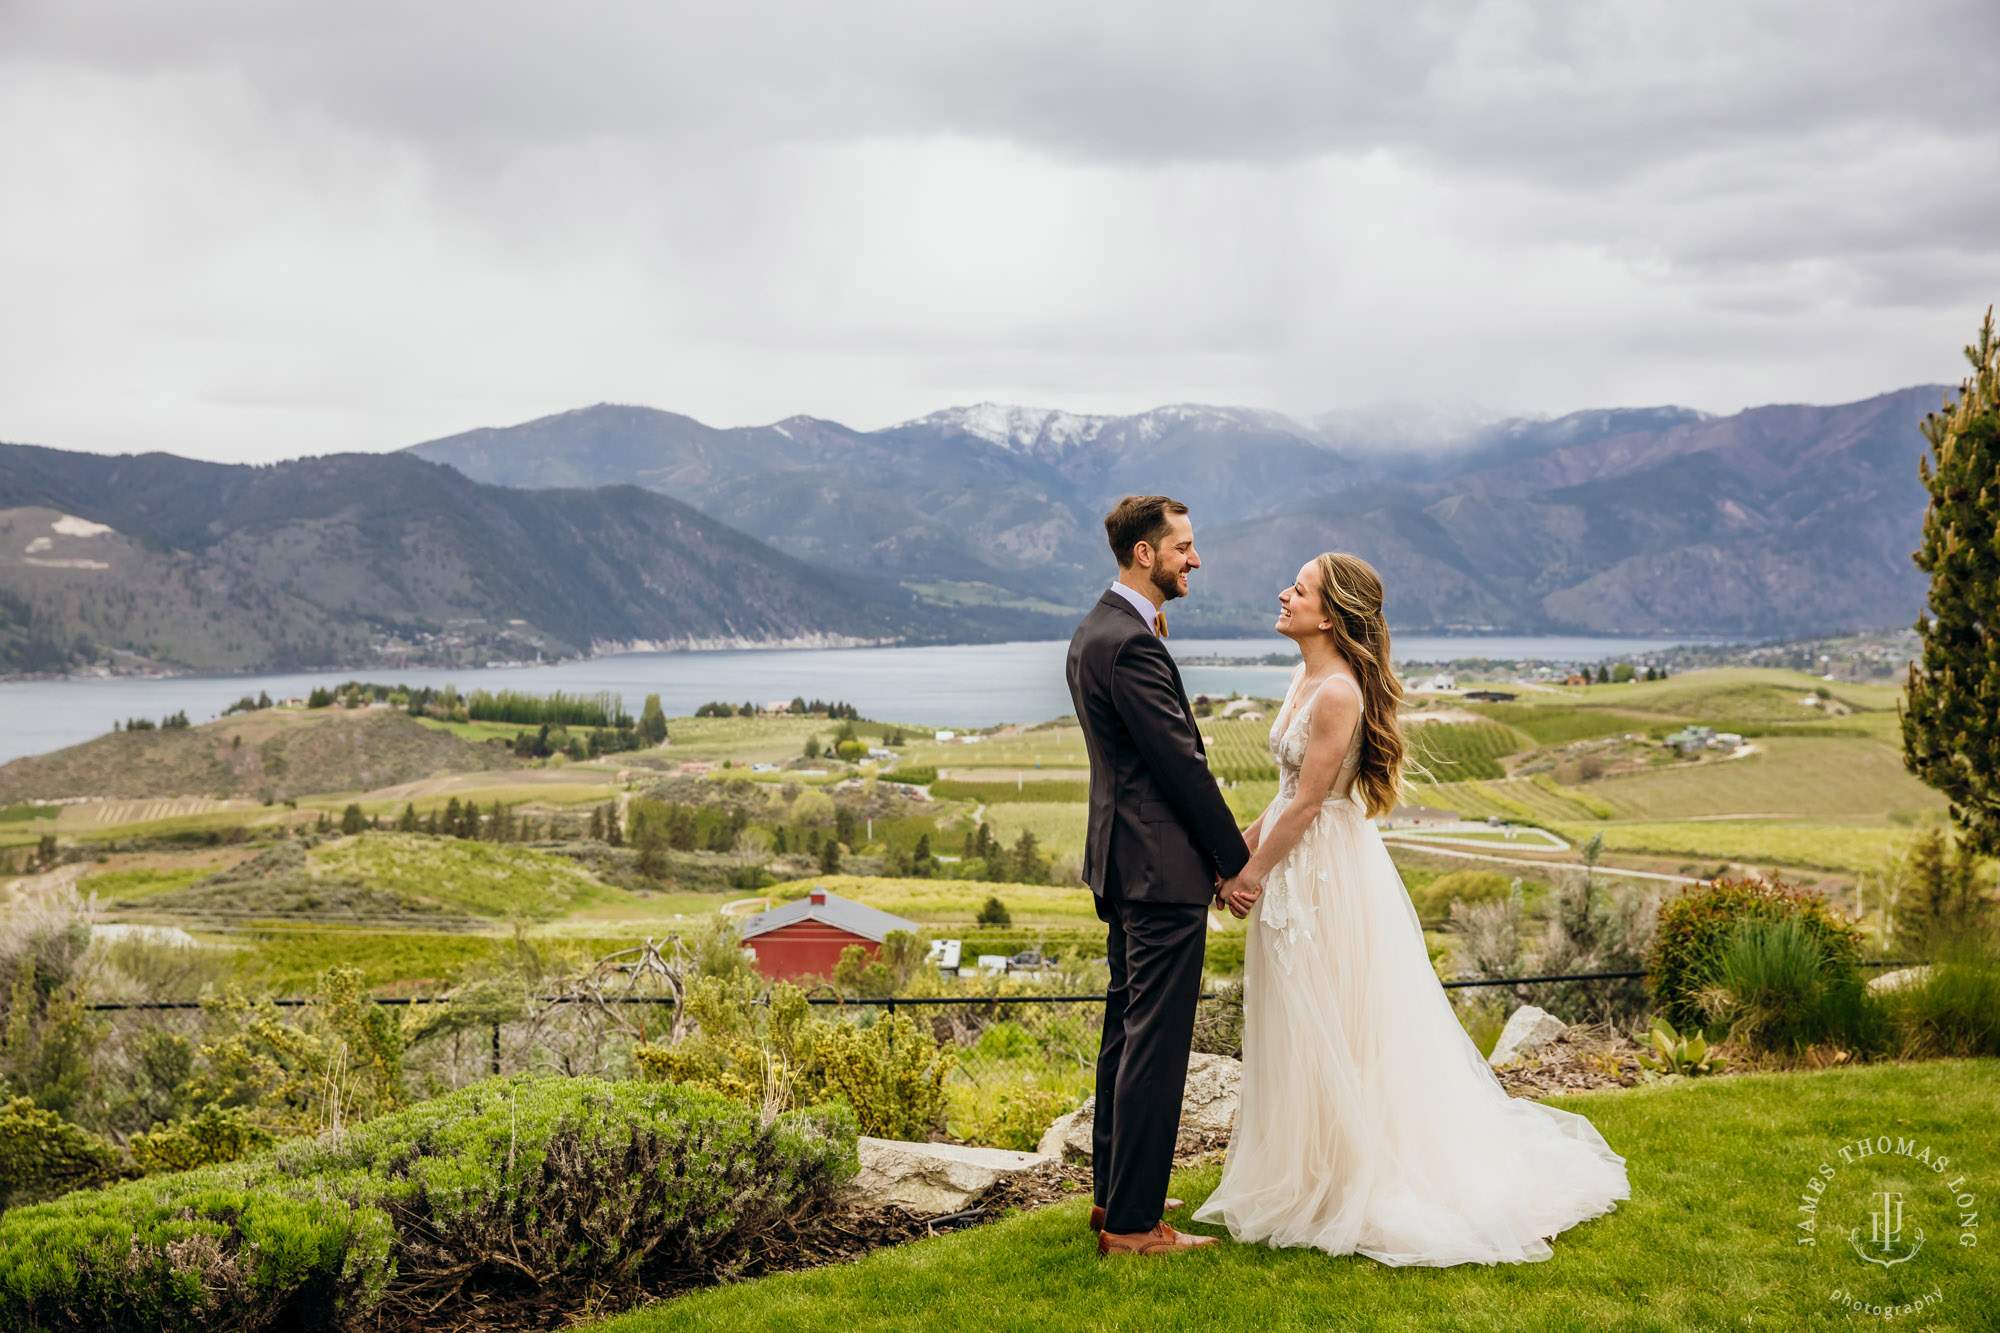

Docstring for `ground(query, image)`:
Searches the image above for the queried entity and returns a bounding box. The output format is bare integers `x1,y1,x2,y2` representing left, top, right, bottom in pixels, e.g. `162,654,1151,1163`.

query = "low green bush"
0,1076,857,1332
0,1098,130,1210
1881,941,2000,1059
1412,869,1512,920
127,1102,274,1175
636,977,954,1139
1645,878,1861,1030
1693,917,1866,1053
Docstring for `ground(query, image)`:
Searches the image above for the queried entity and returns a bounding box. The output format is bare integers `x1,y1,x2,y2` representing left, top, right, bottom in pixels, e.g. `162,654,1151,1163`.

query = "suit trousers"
1092,891,1209,1234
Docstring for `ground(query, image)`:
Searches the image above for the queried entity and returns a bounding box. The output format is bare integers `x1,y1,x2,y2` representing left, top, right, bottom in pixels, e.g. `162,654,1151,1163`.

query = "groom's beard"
1150,564,1187,601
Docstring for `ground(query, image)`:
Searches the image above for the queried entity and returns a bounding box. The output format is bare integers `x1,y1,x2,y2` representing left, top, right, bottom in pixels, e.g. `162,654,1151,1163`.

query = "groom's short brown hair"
1104,495,1188,568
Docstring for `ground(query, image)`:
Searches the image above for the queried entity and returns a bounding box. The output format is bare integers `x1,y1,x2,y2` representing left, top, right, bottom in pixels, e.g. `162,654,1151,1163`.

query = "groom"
1066,495,1251,1257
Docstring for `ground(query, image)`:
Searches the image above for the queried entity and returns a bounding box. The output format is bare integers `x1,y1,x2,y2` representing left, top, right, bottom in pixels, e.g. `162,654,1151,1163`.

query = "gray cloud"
0,0,1995,461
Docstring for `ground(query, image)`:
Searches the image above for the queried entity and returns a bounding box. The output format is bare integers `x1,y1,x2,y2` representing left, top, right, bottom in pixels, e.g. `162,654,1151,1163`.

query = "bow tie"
1153,611,1168,639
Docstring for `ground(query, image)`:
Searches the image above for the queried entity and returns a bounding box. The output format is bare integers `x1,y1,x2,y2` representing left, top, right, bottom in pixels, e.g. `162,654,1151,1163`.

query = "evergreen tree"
1595,664,1610,684
638,694,669,746
911,833,933,878
1896,826,1995,951
804,735,821,759
976,894,1011,927
1010,829,1047,884
588,805,605,842
604,802,624,846
396,803,417,833
442,797,462,837
818,837,843,874
425,808,441,836
1905,309,2000,855
635,819,668,880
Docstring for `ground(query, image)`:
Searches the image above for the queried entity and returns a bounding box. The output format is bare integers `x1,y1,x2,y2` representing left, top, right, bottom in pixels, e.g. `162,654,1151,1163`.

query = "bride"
1194,552,1629,1266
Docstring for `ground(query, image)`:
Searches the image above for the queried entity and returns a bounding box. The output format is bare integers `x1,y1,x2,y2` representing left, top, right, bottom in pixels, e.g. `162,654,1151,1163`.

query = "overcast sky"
3,1,1996,463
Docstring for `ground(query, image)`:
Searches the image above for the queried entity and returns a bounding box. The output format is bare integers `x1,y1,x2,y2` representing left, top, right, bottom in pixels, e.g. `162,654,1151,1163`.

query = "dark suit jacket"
1066,590,1250,904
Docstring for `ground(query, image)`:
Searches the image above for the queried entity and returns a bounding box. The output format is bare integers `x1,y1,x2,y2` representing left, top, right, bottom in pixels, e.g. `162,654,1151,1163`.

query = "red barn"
736,888,918,981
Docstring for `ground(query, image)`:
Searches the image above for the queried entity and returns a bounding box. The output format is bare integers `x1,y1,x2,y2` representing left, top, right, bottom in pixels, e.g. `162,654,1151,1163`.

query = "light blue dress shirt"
1109,581,1163,636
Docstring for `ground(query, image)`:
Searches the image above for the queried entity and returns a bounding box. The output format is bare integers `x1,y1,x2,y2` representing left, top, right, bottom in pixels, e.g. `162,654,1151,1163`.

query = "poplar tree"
1904,308,2000,854
638,694,669,746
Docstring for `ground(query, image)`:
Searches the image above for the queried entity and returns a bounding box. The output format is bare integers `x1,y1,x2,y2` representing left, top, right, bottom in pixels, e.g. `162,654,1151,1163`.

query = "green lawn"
597,1059,1998,1333
1548,820,1913,876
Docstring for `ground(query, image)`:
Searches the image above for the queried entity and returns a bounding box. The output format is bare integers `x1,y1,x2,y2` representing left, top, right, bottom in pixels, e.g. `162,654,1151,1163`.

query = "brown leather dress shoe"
1090,1199,1184,1231
1098,1222,1217,1256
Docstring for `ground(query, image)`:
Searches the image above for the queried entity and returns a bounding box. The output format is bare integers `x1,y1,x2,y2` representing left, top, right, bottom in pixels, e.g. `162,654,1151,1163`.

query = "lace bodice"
1271,666,1364,803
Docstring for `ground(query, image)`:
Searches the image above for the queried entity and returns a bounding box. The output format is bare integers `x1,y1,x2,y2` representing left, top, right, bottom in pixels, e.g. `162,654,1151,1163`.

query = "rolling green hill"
0,706,514,803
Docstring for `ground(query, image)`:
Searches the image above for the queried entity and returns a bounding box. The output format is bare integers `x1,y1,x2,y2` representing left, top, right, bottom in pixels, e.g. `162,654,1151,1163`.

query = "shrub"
976,895,1012,927
1882,940,2000,1059
1646,878,1861,1030
127,1102,274,1175
0,1076,857,1332
0,1097,130,1210
1416,870,1512,919
960,1086,1073,1152
1693,916,1865,1053
818,1013,954,1141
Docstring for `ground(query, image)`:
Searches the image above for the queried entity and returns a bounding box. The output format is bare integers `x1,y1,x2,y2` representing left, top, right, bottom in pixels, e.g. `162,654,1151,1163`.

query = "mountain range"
412,385,1944,639
0,383,1944,675
0,446,1055,675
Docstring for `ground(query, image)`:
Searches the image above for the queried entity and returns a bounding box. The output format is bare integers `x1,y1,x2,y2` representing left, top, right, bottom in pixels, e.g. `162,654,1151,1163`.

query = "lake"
0,633,1698,766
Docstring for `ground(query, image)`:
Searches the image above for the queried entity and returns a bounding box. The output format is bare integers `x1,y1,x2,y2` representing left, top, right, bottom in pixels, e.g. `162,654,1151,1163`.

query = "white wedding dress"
1193,667,1629,1265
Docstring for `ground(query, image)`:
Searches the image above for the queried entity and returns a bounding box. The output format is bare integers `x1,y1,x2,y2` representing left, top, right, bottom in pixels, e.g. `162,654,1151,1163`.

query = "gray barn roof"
737,889,917,944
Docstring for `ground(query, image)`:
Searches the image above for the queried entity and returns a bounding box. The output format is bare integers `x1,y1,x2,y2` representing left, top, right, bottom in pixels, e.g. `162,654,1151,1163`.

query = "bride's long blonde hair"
1314,552,1407,818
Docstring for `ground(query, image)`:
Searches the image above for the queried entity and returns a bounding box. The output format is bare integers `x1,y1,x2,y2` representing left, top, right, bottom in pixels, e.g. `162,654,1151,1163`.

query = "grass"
773,875,1102,924
311,780,628,816
933,780,1090,804
1585,737,1943,822
982,804,1090,862
75,866,207,899
596,1059,2000,1333
899,725,1092,774
1548,821,1911,876
306,833,621,918
1467,703,1648,745
228,928,652,993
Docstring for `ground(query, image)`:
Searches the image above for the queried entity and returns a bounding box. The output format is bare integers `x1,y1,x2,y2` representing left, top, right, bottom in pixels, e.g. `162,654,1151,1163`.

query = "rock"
1867,966,1933,994
1034,1052,1244,1164
847,1136,1055,1215
1178,1052,1242,1143
1038,1101,1093,1163
1487,1005,1567,1067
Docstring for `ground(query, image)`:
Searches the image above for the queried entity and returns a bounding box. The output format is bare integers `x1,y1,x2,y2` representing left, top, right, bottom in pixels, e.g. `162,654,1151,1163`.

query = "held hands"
1217,870,1264,919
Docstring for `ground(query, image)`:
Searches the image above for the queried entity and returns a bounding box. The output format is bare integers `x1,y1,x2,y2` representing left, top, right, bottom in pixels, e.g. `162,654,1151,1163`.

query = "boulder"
847,1136,1055,1215
1867,966,1933,994
1037,1102,1093,1163
1035,1052,1244,1164
1487,1005,1567,1067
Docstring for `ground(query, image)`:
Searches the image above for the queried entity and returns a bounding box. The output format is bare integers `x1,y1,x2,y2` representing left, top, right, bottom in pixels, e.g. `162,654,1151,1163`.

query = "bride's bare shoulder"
1309,673,1363,728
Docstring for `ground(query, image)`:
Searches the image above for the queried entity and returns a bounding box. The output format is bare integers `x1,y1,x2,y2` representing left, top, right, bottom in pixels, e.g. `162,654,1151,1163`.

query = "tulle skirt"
1193,794,1629,1266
